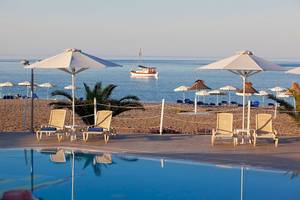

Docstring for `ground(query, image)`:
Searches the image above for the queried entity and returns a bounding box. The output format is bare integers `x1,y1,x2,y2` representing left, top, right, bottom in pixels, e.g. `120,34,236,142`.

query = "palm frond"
51,90,73,101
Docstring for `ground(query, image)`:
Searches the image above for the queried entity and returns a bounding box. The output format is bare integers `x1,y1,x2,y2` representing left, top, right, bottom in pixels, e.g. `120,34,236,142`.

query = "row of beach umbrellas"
17,48,300,132
0,81,80,99
175,81,290,104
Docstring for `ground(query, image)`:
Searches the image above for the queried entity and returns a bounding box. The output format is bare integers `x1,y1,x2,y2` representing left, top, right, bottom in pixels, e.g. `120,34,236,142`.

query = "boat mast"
139,48,143,66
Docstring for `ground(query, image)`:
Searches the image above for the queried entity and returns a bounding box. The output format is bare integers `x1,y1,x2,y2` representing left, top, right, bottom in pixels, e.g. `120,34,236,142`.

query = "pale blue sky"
0,0,299,59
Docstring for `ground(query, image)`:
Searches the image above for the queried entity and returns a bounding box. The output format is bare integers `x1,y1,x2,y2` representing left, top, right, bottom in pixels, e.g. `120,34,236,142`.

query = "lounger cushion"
88,127,104,132
41,127,57,131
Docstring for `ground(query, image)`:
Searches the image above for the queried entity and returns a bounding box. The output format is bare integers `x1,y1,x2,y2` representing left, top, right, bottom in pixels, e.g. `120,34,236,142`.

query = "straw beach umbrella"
174,85,189,102
189,80,211,113
198,50,286,129
220,85,237,104
38,82,55,100
25,48,121,128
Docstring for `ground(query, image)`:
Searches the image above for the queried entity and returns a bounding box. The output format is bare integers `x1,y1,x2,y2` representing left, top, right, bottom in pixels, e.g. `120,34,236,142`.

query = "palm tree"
268,82,300,123
50,82,144,125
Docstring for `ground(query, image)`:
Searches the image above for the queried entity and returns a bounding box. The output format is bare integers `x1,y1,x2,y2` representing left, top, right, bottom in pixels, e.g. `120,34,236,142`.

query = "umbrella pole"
71,72,76,128
71,150,75,200
183,92,185,102
242,76,246,130
194,94,197,114
30,69,34,132
228,93,231,105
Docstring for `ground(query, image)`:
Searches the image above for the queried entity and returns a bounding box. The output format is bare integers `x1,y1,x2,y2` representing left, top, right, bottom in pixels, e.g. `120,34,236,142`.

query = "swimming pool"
0,149,299,200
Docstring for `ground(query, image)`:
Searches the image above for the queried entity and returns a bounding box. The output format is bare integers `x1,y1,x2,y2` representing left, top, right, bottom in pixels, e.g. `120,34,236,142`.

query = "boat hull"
130,71,158,78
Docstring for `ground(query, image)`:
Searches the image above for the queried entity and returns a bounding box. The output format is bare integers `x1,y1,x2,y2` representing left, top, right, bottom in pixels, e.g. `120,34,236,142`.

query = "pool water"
0,149,299,200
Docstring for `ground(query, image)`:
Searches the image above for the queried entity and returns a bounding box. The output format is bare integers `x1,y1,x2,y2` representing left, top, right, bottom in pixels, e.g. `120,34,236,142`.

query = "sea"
0,58,300,105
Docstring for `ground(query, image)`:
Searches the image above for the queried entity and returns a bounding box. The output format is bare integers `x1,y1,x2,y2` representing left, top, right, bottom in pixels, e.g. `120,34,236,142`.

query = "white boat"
130,65,158,78
130,48,158,79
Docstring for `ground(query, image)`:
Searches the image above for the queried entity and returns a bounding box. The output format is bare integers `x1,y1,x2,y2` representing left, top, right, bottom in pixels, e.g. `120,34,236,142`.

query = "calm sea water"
0,149,300,200
0,58,300,104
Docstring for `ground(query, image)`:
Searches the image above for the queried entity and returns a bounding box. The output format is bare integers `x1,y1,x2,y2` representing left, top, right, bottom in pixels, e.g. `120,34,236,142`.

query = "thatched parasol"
236,82,258,95
188,80,210,91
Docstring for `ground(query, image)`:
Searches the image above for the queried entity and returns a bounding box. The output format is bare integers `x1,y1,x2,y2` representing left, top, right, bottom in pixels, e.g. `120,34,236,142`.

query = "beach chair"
211,113,237,146
50,149,66,163
82,110,112,143
36,109,66,142
253,113,278,147
94,153,112,164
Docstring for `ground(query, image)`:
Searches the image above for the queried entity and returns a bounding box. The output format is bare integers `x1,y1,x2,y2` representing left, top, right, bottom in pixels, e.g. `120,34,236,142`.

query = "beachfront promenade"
1,132,300,171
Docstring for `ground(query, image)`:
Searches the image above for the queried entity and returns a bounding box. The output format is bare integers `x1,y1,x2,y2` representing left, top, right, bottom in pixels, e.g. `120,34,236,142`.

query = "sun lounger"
211,113,237,146
50,149,66,163
82,110,112,143
36,109,66,142
94,153,112,164
253,113,278,147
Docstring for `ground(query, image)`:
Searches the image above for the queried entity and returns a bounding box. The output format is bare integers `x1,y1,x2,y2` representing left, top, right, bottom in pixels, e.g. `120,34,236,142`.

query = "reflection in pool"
0,149,299,200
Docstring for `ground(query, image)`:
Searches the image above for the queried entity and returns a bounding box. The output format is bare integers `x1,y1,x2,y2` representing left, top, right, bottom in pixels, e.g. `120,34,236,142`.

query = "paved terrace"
1,132,300,171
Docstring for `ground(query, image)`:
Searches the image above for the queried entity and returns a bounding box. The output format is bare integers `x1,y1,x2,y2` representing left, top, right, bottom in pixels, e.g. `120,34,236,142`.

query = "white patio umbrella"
208,90,226,105
254,90,269,106
174,85,189,102
0,81,14,97
198,50,285,129
18,81,38,97
64,85,80,90
26,48,121,128
220,85,237,104
195,90,210,103
38,82,56,100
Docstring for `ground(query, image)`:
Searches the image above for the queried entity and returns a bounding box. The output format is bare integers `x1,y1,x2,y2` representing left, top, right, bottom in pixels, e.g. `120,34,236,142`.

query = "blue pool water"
0,58,300,104
0,149,299,200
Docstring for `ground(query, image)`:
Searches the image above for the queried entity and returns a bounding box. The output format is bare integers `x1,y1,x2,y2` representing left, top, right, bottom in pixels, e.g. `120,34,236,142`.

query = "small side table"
235,129,255,144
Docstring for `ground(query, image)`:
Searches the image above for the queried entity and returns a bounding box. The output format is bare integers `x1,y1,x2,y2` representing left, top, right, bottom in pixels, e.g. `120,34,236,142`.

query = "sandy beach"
0,99,299,135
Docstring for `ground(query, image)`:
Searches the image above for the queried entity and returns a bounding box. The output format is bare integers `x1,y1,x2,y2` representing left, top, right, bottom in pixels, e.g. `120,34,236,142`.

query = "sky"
0,0,299,59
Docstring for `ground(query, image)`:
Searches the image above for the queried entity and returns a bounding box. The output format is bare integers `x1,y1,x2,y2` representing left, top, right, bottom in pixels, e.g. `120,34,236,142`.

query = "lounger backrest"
217,113,233,135
96,110,112,131
50,149,66,163
256,113,272,133
49,109,66,130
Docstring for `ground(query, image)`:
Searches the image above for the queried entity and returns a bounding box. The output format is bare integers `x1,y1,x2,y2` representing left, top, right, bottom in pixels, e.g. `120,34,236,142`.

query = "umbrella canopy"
18,81,31,86
27,48,121,71
25,48,121,128
220,85,237,91
236,82,258,95
64,85,80,90
174,85,189,92
208,89,226,95
0,82,14,87
188,80,210,91
38,82,55,88
198,50,285,129
286,66,300,74
195,90,210,96
209,90,226,105
39,82,56,100
255,90,269,96
270,86,286,92
199,50,285,74
277,92,290,98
